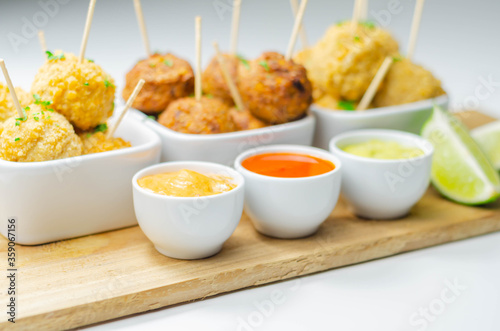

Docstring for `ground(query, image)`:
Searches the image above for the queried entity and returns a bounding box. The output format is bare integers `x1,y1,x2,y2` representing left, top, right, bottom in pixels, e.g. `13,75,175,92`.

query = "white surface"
330,129,433,219
132,161,244,259
0,0,499,329
234,145,341,239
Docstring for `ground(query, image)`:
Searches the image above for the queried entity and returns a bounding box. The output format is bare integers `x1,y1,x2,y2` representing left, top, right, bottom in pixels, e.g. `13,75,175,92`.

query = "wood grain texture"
0,111,498,330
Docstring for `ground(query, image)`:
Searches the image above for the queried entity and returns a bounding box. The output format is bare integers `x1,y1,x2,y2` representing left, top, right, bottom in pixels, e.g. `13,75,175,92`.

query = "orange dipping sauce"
241,153,335,178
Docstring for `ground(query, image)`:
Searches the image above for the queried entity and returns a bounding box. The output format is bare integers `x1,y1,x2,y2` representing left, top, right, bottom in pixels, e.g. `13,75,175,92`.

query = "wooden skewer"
107,79,145,138
78,0,97,63
285,0,308,61
351,0,362,30
230,0,242,55
38,30,47,58
0,59,25,119
290,0,308,49
213,42,244,111
133,0,151,57
359,0,368,21
407,0,425,60
195,16,202,101
357,56,393,111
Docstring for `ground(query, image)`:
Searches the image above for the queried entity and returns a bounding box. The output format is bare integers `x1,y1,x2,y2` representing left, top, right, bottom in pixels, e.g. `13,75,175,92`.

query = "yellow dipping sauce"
138,169,236,197
342,139,424,160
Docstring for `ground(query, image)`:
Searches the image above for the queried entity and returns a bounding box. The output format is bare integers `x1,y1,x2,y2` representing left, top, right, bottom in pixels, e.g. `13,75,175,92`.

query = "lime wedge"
421,105,500,205
472,121,500,170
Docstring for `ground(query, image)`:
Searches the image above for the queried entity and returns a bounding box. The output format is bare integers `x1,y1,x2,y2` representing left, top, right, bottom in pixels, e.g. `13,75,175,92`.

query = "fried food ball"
123,53,194,114
373,58,446,107
238,52,312,124
202,53,241,105
0,104,83,162
158,96,236,134
294,21,398,102
31,51,115,131
230,107,268,130
0,84,32,122
79,131,131,155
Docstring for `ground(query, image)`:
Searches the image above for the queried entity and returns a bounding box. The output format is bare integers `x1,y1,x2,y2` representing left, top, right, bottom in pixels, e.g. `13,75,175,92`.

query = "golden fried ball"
31,51,115,131
79,131,131,155
158,96,236,134
0,84,32,122
238,52,312,124
202,53,241,105
0,104,83,162
295,21,398,102
373,58,446,107
230,107,268,131
123,53,194,114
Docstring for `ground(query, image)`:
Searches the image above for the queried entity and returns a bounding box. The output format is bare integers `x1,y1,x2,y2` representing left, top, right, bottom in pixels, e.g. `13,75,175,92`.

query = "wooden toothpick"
285,0,308,61
38,30,47,59
357,56,393,111
213,41,244,112
290,0,308,49
79,0,97,63
133,0,151,57
107,79,145,138
0,59,25,119
195,16,202,101
230,0,242,55
407,0,425,60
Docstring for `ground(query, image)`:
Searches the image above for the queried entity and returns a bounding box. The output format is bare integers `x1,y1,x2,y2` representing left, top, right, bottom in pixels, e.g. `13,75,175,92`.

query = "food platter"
2,111,499,329
1,0,500,329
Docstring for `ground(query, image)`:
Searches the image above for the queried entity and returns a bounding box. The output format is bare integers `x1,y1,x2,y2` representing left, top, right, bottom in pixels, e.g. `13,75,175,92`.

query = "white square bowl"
311,95,449,149
0,115,161,245
131,109,316,166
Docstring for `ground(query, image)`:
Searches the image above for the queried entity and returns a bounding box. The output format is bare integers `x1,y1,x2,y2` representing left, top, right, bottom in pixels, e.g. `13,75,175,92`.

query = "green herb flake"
24,106,30,111
354,35,360,42
14,138,20,142
87,59,94,63
392,56,402,62
205,93,214,99
149,63,156,68
104,79,114,88
86,133,92,138
34,116,39,121
163,59,173,67
147,115,156,120
237,55,250,70
360,21,376,29
84,82,89,86
259,60,270,72
46,50,65,61
338,100,356,111
15,121,20,127
93,123,108,133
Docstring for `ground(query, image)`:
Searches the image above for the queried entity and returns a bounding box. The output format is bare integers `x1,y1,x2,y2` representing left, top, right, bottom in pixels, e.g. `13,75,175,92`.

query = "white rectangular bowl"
311,95,449,149
131,110,315,166
0,115,161,245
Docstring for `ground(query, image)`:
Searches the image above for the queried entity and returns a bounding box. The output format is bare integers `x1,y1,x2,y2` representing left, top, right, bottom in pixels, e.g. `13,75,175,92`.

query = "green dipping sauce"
342,139,424,160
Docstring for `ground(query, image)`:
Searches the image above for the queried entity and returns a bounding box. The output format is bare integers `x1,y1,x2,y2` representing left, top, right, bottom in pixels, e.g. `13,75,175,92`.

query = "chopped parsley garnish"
354,35,360,42
259,60,270,72
164,59,173,67
149,63,156,68
238,55,250,69
14,138,20,142
104,79,114,88
87,59,94,63
84,82,89,86
147,115,156,120
360,21,376,29
24,106,30,111
86,133,92,138
392,56,402,62
15,107,28,122
15,121,20,126
34,116,39,121
46,51,65,61
338,100,356,111
93,123,108,133
33,94,52,107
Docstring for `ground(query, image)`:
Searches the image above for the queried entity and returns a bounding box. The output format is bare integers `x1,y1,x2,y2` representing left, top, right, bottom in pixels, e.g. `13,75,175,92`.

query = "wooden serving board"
1,111,499,330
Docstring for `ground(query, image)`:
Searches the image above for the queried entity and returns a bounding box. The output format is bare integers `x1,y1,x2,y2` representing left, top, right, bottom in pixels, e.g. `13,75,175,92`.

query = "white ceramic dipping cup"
329,129,434,219
234,145,342,239
132,162,245,260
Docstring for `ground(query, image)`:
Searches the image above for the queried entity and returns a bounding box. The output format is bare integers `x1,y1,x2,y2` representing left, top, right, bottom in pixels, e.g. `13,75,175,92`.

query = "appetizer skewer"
290,0,308,49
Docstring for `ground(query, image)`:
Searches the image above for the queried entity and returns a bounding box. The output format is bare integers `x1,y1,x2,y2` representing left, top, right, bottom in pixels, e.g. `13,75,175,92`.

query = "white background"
1,0,499,330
